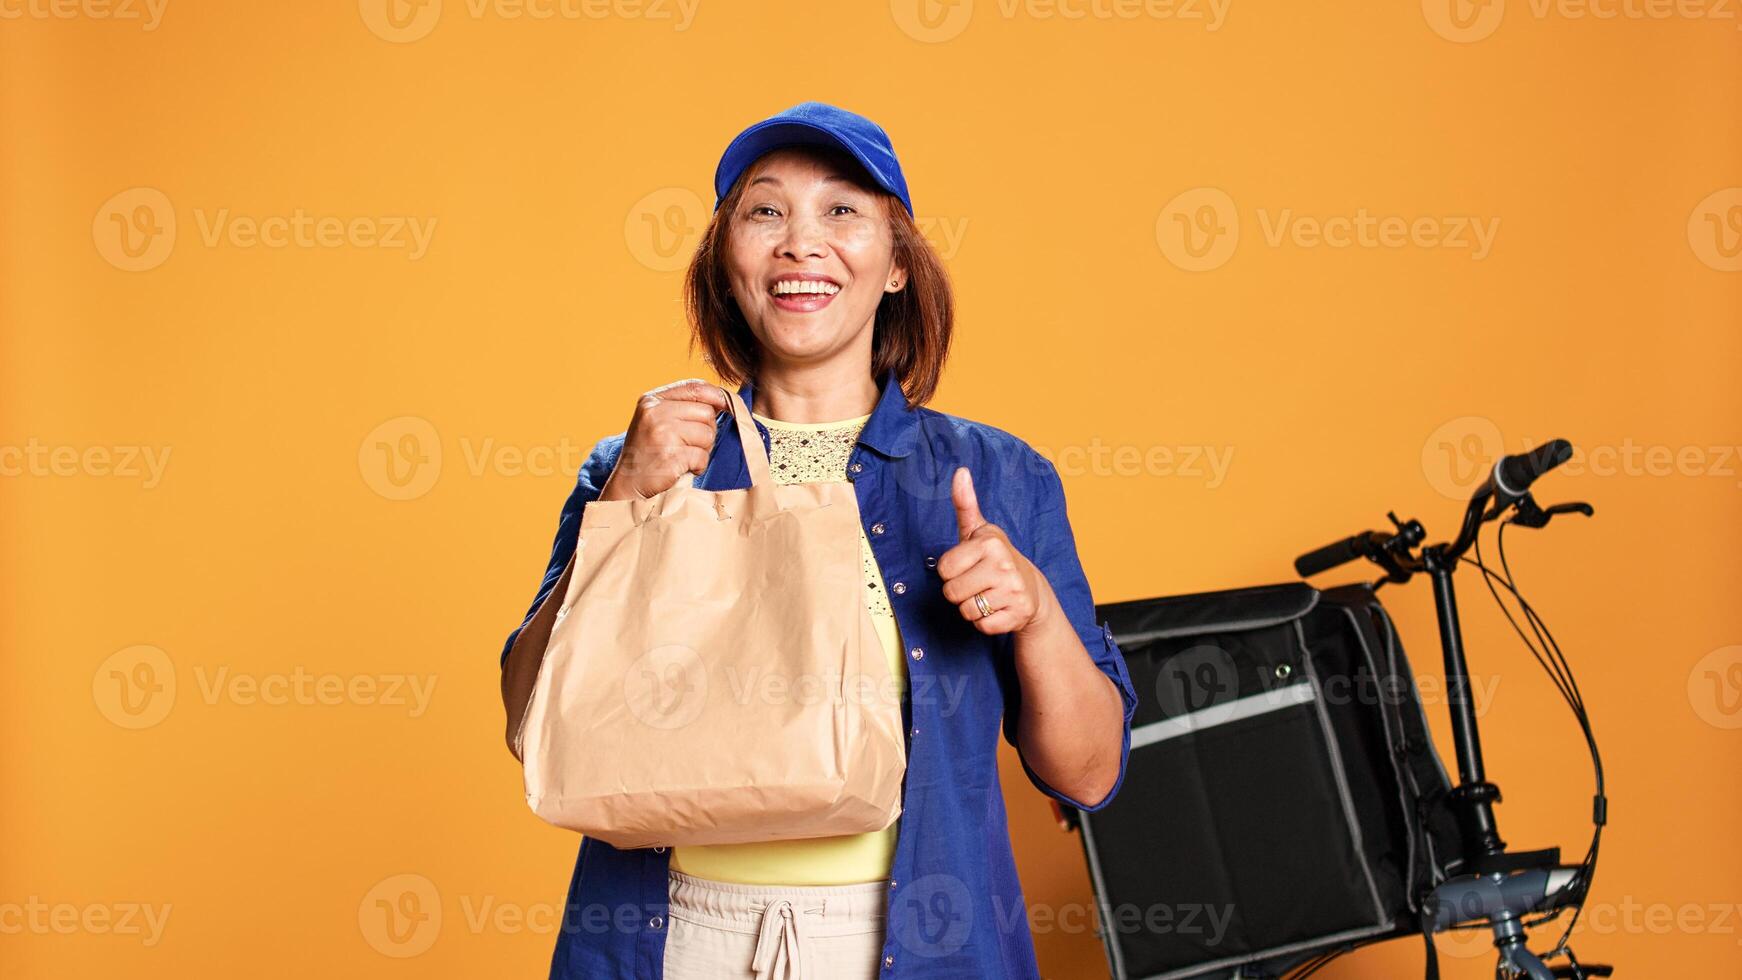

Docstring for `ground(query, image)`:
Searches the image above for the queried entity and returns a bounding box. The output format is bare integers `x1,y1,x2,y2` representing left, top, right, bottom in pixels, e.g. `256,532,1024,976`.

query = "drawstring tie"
749,897,825,980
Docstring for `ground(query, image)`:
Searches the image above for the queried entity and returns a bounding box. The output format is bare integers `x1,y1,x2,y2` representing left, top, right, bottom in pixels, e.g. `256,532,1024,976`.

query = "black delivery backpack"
1069,582,1468,979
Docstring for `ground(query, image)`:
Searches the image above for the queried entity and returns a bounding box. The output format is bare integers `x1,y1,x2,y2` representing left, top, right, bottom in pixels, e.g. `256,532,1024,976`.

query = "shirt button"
909,647,924,661
649,915,664,930
924,555,937,569
652,846,666,853
871,522,886,536
850,462,864,473
884,955,895,967
890,879,898,889
891,581,906,595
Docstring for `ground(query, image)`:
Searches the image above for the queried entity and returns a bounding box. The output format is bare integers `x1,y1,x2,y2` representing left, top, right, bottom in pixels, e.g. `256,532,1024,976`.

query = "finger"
939,559,1009,606
649,378,730,413
670,418,720,450
684,444,711,477
961,596,1023,635
952,467,985,541
934,538,987,582
653,398,728,427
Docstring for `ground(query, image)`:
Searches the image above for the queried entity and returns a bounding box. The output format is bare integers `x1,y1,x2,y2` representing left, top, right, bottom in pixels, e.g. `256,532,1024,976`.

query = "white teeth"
772,279,841,296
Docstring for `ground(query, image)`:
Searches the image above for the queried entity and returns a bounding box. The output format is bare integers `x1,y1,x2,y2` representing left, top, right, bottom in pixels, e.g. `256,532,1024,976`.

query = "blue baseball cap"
713,101,913,216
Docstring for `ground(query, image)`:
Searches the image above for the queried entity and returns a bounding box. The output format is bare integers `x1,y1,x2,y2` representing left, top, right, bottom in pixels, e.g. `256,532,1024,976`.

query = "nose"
775,210,828,262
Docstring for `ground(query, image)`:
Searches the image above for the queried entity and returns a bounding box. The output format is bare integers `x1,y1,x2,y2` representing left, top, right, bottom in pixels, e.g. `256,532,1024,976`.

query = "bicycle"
1291,439,1612,980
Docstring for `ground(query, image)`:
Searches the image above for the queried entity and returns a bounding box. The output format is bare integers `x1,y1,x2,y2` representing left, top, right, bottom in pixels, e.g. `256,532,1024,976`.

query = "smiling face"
723,146,905,370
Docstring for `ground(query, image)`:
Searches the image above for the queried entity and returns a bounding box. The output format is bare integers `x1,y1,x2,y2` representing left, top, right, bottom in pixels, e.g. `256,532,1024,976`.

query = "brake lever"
1508,495,1595,529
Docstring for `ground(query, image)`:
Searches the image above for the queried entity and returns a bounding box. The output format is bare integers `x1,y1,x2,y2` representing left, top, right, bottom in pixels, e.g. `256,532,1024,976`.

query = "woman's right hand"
596,379,730,501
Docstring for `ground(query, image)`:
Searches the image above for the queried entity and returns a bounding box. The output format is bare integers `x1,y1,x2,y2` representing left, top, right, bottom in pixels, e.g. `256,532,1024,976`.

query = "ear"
885,263,907,293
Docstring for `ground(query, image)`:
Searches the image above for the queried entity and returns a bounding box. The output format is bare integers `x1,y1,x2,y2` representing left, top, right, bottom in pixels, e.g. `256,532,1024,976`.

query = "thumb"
952,467,985,540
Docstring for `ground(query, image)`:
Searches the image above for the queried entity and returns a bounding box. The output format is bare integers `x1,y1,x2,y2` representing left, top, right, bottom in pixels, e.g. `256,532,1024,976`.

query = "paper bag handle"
670,385,771,491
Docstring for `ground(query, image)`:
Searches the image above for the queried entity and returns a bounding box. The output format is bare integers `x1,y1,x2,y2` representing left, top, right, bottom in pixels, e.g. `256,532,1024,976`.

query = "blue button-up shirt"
501,367,1138,979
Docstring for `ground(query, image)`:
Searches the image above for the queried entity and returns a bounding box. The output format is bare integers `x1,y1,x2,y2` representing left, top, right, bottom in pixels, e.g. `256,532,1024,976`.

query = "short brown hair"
683,146,953,407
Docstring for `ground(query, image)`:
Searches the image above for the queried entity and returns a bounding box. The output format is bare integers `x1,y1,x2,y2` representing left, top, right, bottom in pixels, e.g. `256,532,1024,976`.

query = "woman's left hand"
937,466,1058,636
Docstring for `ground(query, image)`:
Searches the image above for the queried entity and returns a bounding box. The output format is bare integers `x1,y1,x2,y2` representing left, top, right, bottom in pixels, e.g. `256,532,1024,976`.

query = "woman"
501,101,1137,980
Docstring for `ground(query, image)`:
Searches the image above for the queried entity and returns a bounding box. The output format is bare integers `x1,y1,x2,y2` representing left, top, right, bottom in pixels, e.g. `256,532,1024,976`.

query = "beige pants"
662,869,888,980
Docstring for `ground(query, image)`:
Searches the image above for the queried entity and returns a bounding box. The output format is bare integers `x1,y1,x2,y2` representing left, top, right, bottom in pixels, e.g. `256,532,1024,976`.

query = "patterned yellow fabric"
668,410,910,885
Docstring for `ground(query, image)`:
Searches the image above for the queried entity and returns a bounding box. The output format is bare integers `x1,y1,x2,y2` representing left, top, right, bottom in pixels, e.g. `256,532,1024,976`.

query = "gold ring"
973,593,993,619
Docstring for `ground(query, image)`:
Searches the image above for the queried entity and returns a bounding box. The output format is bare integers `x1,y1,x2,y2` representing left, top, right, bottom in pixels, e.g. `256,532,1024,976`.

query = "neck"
751,362,879,425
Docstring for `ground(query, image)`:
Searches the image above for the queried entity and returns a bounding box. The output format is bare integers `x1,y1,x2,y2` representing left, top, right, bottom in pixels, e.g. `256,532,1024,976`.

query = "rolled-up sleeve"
498,433,623,667
1000,451,1138,813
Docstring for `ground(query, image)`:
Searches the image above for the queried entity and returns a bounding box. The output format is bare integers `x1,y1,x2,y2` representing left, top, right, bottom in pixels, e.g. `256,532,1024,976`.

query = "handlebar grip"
1294,533,1372,577
1495,438,1572,496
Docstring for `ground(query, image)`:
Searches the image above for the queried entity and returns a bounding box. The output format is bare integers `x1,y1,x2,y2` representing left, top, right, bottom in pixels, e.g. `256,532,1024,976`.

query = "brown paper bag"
510,388,907,849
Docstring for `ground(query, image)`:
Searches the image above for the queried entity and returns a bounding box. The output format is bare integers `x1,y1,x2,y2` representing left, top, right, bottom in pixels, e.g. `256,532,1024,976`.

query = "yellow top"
668,409,909,885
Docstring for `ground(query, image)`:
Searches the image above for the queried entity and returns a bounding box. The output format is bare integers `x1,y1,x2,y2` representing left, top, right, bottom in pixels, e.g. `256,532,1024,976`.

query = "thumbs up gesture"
937,467,1055,637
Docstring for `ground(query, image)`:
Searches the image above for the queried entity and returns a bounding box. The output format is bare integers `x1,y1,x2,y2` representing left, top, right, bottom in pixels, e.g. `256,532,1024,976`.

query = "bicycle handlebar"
1294,438,1574,577
1494,439,1573,501
1293,531,1381,578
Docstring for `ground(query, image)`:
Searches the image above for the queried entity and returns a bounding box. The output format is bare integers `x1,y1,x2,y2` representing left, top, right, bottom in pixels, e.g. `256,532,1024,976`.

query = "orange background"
3,1,1739,977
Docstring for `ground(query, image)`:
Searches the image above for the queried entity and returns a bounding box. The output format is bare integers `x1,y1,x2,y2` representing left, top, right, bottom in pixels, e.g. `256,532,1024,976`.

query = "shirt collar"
736,367,918,459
